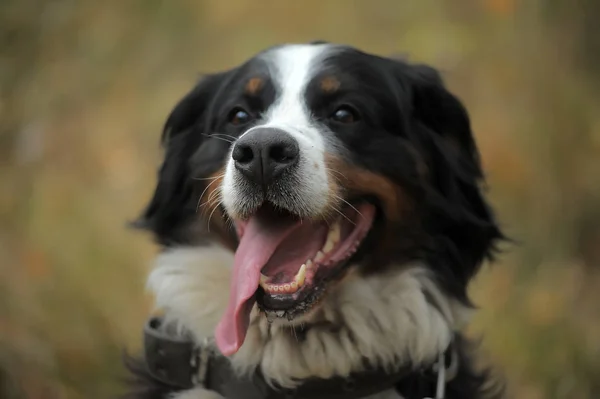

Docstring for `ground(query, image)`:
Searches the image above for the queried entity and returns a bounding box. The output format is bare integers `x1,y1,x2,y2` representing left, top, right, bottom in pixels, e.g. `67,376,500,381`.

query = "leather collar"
143,316,455,399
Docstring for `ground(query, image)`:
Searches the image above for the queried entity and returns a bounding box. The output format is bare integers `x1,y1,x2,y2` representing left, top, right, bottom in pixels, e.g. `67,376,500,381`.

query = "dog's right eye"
330,105,360,124
228,107,253,126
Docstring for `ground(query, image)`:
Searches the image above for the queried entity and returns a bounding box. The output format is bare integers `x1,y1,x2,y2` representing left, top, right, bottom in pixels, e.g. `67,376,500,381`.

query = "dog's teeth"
323,222,341,254
315,251,325,262
276,310,286,318
323,240,335,253
305,259,313,269
263,280,300,294
295,264,306,287
259,274,270,290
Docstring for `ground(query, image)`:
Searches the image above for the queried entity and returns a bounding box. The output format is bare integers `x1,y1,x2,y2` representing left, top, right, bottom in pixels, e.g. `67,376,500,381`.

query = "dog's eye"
228,107,253,126
330,105,359,124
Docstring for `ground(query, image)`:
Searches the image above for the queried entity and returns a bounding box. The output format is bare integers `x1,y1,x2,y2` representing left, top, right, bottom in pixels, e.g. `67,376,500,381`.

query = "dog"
124,41,505,399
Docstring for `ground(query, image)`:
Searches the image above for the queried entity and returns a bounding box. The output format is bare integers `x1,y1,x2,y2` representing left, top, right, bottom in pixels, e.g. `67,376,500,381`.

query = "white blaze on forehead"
261,43,331,138
259,44,333,214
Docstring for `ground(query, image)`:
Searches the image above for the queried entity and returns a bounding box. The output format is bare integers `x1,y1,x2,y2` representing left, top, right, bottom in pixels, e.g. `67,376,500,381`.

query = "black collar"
143,316,456,399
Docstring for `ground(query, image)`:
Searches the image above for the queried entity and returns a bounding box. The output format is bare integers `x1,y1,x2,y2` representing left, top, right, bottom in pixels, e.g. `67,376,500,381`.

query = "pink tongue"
215,213,300,356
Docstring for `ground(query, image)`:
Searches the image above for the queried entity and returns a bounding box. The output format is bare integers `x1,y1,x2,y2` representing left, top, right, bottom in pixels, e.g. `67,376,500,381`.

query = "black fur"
127,42,505,399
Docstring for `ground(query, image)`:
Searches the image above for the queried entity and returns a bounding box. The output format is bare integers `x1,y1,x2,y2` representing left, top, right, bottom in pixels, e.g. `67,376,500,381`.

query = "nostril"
269,141,299,164
269,145,291,163
232,144,254,164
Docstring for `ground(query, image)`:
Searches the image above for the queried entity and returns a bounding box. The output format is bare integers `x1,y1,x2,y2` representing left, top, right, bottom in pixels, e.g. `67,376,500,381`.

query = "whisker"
206,187,222,205
207,200,224,232
202,132,238,143
334,195,364,219
331,205,356,226
192,174,224,182
198,187,223,210
198,197,219,209
208,135,234,144
211,133,237,140
197,200,211,209
325,167,347,181
196,178,222,213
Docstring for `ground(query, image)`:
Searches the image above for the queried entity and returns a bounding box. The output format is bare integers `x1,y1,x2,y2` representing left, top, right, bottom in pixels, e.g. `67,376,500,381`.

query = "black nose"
232,128,300,187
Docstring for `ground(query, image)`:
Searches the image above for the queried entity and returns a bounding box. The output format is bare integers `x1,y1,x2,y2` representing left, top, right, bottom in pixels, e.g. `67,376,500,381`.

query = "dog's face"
137,43,501,358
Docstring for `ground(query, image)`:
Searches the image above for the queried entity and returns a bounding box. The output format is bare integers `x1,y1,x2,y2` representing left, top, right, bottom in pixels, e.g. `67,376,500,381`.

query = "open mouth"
215,201,376,356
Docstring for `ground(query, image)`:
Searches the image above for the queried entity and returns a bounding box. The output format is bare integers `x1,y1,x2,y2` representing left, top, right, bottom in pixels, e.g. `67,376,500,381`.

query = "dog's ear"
133,72,227,245
407,64,482,178
403,63,503,277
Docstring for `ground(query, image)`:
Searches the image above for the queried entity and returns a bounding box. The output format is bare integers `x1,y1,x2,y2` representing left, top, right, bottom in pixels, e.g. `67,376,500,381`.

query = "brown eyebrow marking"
245,77,264,95
320,76,340,93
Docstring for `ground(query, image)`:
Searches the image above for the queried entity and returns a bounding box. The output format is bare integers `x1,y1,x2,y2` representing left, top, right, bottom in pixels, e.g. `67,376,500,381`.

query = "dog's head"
136,42,502,358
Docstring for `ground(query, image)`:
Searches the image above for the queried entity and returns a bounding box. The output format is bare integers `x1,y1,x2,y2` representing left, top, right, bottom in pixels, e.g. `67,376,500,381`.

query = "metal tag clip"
192,337,212,386
423,347,458,399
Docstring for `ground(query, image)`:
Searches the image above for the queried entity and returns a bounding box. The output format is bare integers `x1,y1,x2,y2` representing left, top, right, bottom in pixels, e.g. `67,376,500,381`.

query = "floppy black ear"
406,64,503,279
408,65,482,179
133,73,227,245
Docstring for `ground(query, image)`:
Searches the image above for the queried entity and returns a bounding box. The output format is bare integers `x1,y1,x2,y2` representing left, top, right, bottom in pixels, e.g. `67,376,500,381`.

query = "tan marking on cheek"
320,76,340,93
245,77,263,95
325,155,410,220
325,178,342,219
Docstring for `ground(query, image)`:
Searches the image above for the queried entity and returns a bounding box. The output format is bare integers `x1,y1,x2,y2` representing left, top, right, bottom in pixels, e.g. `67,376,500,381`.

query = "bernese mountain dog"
125,42,505,399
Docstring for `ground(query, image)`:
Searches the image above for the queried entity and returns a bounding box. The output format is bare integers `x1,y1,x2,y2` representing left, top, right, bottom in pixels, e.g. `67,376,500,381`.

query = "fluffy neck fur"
147,245,471,389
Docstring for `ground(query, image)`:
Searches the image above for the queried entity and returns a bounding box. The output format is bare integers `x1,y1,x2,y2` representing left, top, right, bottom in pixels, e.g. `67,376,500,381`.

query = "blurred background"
1,0,599,398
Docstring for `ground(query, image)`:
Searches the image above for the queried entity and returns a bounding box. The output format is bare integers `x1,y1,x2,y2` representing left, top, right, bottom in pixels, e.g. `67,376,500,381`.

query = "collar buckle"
144,317,211,389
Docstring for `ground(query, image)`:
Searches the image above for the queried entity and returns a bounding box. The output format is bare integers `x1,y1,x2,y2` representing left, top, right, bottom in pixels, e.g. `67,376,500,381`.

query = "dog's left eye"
228,107,253,126
330,105,359,124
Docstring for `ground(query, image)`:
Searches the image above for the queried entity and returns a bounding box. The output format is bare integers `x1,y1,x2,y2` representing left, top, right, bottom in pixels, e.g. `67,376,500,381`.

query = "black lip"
256,285,325,321
256,285,312,310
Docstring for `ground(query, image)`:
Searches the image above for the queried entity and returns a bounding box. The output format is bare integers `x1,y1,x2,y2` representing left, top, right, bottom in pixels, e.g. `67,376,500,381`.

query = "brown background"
1,1,599,398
